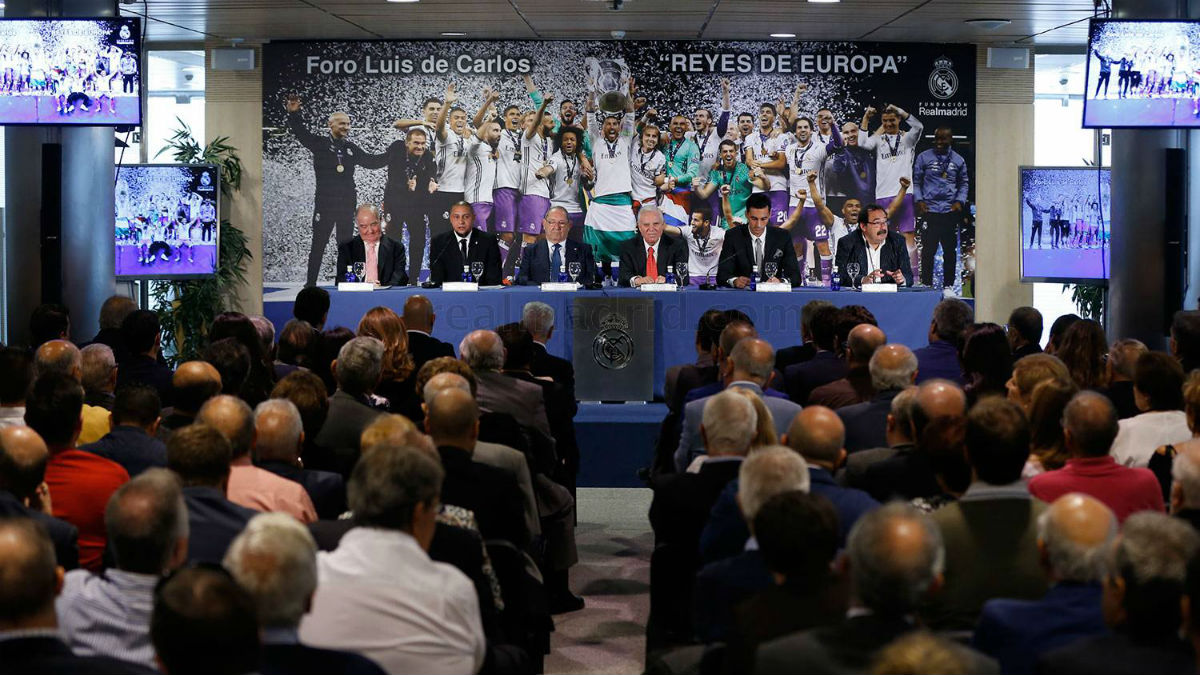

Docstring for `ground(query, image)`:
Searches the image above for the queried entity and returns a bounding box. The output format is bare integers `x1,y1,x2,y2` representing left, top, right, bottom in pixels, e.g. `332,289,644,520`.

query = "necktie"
365,242,379,283
646,246,658,280
754,237,763,271
460,237,468,261
551,243,562,277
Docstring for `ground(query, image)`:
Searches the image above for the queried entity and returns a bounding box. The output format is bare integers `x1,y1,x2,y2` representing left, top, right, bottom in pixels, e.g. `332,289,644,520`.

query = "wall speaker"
986,47,1029,69
211,48,255,71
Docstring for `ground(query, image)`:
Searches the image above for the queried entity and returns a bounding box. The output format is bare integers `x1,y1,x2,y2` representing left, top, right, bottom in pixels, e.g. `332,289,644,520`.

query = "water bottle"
664,265,676,286
750,264,759,291
557,267,568,283
343,265,356,283
511,260,521,285
462,264,471,283
830,265,841,291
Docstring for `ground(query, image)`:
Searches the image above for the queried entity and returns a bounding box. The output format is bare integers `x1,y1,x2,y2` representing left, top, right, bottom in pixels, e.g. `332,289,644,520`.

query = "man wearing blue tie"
516,206,597,285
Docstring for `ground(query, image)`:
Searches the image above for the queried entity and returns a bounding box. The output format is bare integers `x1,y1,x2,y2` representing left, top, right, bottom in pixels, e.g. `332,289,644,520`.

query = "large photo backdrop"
262,39,976,292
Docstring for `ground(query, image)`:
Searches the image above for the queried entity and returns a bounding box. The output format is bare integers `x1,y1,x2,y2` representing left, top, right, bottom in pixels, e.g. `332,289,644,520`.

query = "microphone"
421,229,456,288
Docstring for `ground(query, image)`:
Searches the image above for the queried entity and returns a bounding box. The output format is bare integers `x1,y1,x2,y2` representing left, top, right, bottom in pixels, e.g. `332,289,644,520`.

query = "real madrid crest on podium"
574,297,654,401
593,312,635,371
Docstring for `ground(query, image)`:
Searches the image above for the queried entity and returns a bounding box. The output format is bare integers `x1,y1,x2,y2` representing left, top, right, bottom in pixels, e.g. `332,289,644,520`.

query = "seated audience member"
34,340,111,444
973,493,1116,675
0,426,79,569
56,469,188,669
1103,339,1149,420
299,443,486,674
158,361,222,442
29,302,71,347
694,446,809,643
254,399,345,520
1171,309,1200,373
1044,313,1081,356
250,315,294,383
754,503,945,675
665,310,724,412
223,513,386,675
314,327,355,396
1038,512,1198,675
150,566,260,675
403,295,455,373
677,338,801,471
270,370,331,471
1029,392,1164,522
522,300,576,398
729,388,780,450
841,386,918,489
357,306,421,420
838,344,918,454
277,319,318,371
809,323,886,409
1025,378,1079,476
209,312,276,407
166,424,256,563
26,374,129,571
313,336,386,477
198,395,315,523
1111,352,1190,468
202,337,251,398
0,519,151,674
959,322,1013,405
910,415,972,514
1006,353,1070,414
785,406,879,545
293,285,330,330
80,344,117,411
82,384,167,477
924,398,1048,630
783,305,845,403
777,300,835,372
1172,445,1200,532
0,347,34,429
1007,306,1044,360
460,329,553,441
90,295,138,362
116,309,174,406
912,298,972,385
683,321,788,405
858,379,967,502
1056,319,1108,391
671,310,748,410
872,631,995,675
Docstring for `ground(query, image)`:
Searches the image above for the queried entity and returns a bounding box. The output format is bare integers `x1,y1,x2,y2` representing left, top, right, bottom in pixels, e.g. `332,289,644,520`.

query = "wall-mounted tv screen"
1019,167,1110,283
1085,19,1200,128
0,17,141,125
115,164,219,279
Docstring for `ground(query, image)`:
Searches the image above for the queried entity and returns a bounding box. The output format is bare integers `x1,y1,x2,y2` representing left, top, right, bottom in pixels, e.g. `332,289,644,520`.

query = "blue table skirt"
264,286,944,399
575,403,666,487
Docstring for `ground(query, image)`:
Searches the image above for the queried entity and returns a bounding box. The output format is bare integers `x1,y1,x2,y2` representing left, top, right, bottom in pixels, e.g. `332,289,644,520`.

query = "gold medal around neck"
859,171,868,179
336,165,345,173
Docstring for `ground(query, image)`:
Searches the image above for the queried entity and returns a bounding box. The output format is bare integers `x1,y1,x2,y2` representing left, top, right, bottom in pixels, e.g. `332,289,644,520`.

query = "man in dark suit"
0,519,155,675
157,360,222,443
618,205,689,287
783,305,846,404
775,300,834,373
0,426,79,570
402,295,455,373
166,424,258,564
428,202,503,286
717,193,802,288
838,345,918,453
1007,306,1044,360
335,205,409,287
497,323,578,486
313,337,385,477
116,309,175,407
254,399,346,520
461,330,554,443
81,384,167,477
912,298,973,385
832,201,914,288
522,301,575,396
517,206,596,286
1103,339,1148,420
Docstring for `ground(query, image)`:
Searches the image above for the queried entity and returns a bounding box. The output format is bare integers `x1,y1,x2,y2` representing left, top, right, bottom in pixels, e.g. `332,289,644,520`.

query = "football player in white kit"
785,171,910,268
546,126,588,243
662,204,724,287
858,103,924,273
743,102,790,228
583,76,639,276
519,91,557,259
630,124,667,213
785,115,843,284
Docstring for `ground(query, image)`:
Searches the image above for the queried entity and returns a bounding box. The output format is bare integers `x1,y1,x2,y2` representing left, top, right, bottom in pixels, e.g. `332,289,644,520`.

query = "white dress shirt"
1111,410,1192,468
865,239,883,275
299,527,485,675
56,568,159,669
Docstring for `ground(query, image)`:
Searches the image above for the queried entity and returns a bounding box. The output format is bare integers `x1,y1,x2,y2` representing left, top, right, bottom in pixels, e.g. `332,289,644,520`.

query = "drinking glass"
763,262,778,281
470,261,484,281
352,261,365,282
675,261,688,286
568,261,582,283
846,262,861,288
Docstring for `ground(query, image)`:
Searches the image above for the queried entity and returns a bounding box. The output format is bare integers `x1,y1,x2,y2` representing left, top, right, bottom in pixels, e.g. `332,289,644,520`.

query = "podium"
573,296,655,401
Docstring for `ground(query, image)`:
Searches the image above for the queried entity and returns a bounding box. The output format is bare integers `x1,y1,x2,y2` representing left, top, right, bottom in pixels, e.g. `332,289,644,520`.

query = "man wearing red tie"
335,205,409,286
617,205,689,287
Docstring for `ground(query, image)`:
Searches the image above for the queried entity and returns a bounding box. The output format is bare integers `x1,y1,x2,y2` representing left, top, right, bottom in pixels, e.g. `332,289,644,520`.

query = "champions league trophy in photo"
586,57,631,118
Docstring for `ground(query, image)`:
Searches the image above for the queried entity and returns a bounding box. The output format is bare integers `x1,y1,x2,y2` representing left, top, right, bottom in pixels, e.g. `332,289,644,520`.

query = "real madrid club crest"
593,312,635,370
928,56,959,101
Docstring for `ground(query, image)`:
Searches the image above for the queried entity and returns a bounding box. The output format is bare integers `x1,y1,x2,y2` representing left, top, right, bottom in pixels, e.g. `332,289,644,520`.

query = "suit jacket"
437,445,531,549
973,582,1107,675
0,635,158,675
858,444,941,502
516,238,596,285
474,440,541,539
913,340,965,385
428,228,503,286
693,549,774,644
115,354,174,407
833,229,914,287
312,391,384,477
1012,342,1042,360
406,330,455,374
531,341,575,398
754,613,918,675
80,425,167,477
684,381,789,405
808,467,879,548
725,577,846,675
261,643,386,675
475,370,552,441
1037,632,1194,675
839,445,901,490
671,363,720,412
717,225,802,287
784,351,848,405
836,389,903,454
182,485,258,564
0,490,79,570
699,479,750,565
504,370,578,477
676,382,803,472
775,343,816,373
650,458,743,549
335,236,408,287
618,235,690,287
259,460,347,520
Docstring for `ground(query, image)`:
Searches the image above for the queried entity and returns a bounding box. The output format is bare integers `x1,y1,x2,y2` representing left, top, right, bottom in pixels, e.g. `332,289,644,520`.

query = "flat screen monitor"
115,164,219,279
1084,18,1200,128
1019,166,1110,283
0,17,142,125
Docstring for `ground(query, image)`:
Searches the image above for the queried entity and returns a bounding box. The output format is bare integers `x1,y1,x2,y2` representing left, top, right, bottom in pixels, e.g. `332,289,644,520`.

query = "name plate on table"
442,282,479,292
861,283,898,293
540,282,580,292
755,282,792,292
338,282,374,292
639,283,677,292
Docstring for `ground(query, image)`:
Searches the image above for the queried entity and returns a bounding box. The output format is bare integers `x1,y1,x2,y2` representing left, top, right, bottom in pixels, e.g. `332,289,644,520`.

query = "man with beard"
583,78,639,275
833,202,913,288
548,126,588,243
913,126,969,288
660,114,702,211
687,78,732,183
285,96,388,286
381,128,438,284
790,172,909,264
465,92,502,233
696,139,766,226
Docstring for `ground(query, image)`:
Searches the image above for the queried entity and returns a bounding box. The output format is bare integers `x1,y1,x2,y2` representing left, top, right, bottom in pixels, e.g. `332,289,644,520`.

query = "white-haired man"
521,301,574,393
459,329,551,440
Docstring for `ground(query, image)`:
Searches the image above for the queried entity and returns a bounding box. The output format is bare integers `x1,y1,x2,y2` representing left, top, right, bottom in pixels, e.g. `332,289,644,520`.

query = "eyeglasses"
867,218,888,226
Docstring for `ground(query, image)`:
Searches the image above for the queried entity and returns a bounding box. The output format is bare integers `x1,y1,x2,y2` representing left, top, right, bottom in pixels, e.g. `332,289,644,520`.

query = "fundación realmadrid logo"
593,312,635,370
928,56,959,100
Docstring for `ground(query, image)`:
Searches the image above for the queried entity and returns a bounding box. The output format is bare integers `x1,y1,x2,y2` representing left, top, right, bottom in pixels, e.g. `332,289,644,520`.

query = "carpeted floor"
545,488,653,675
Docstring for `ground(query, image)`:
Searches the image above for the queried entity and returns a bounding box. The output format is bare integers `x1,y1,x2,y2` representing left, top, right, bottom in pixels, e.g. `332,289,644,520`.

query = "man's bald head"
422,372,471,407
253,399,303,463
172,361,222,415
33,340,81,380
719,321,757,359
786,406,845,466
912,379,967,441
403,295,435,333
459,330,504,372
425,388,478,448
847,503,944,615
1063,391,1119,458
1039,493,1117,583
870,344,919,391
846,324,887,364
0,518,60,627
196,395,255,459
0,426,49,501
728,338,775,385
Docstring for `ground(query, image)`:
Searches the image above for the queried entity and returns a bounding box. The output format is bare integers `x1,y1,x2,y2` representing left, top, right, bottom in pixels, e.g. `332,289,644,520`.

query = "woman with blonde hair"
356,306,420,420
730,387,778,450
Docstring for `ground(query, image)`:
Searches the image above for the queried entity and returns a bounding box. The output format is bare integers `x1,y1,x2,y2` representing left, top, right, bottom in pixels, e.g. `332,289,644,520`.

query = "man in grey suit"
312,337,384,477
459,329,553,442
676,338,802,472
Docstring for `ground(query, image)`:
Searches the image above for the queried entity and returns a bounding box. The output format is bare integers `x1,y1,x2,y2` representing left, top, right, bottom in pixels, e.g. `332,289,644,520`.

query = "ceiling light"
770,33,796,38
964,18,1012,30
441,32,466,36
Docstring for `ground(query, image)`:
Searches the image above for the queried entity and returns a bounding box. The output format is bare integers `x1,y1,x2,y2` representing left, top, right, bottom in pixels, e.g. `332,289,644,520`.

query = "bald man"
34,340,110,445
254,399,345,520
682,322,790,405
403,295,454,373
974,493,1117,673
838,343,917,453
809,324,887,409
0,426,79,570
784,407,878,545
158,361,222,441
